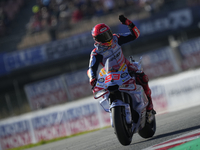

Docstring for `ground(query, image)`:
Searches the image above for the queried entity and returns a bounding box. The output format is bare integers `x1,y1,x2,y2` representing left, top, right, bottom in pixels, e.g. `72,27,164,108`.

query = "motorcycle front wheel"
112,106,132,146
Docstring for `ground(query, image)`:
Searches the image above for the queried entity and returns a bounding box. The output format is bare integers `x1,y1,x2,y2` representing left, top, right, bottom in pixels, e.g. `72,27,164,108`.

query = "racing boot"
146,96,156,114
146,96,156,123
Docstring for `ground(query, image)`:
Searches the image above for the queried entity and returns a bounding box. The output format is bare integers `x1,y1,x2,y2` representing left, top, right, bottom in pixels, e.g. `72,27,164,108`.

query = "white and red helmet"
91,23,113,46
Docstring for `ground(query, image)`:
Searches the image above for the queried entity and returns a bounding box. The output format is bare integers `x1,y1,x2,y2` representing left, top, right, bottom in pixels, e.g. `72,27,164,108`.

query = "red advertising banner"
179,37,200,70
136,46,180,79
151,85,168,113
24,76,68,110
34,124,67,141
64,69,92,100
0,120,32,150
31,111,68,142
64,103,100,135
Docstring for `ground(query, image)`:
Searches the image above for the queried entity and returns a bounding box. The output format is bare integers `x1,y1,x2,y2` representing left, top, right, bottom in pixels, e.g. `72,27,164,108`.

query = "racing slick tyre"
138,114,156,138
112,106,132,146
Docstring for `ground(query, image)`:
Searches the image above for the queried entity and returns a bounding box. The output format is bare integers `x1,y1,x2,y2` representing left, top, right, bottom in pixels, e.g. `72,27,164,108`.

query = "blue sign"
0,53,7,76
45,32,94,60
118,6,200,39
0,120,30,137
3,46,46,71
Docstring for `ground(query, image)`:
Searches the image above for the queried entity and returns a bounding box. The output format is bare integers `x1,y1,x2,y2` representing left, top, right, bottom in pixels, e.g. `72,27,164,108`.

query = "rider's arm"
88,49,103,80
117,15,140,46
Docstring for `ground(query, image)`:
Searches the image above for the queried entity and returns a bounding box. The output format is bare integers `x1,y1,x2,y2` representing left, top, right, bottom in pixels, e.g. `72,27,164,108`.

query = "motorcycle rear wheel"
138,114,156,138
112,106,132,146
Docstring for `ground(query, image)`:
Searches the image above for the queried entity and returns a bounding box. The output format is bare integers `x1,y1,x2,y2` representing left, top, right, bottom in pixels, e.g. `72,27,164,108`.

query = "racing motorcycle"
92,56,156,146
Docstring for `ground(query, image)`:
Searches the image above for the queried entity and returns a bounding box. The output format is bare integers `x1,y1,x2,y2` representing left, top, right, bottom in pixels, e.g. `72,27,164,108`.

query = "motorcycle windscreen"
105,57,121,73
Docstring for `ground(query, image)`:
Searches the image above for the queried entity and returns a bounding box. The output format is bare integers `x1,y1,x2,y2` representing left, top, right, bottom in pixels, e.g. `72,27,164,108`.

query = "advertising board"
24,76,68,110
64,69,92,100
150,84,168,113
31,111,67,141
0,120,32,150
178,37,200,70
3,46,46,72
164,72,200,111
135,46,180,79
64,103,100,135
45,32,93,60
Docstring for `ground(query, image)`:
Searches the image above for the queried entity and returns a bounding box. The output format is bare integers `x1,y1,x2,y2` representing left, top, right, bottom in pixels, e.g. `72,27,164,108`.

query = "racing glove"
119,14,140,38
119,15,132,26
90,78,97,86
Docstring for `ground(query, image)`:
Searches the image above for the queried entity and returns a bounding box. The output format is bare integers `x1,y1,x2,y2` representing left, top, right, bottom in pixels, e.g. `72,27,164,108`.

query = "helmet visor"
94,29,113,43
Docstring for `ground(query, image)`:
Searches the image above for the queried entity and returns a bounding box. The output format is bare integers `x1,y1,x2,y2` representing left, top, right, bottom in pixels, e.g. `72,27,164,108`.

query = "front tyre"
112,106,132,146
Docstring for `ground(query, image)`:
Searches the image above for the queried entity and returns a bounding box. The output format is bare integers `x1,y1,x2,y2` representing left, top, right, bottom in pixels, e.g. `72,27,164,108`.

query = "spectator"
46,14,58,41
0,0,24,36
71,7,83,23
26,5,42,33
41,0,51,9
187,0,200,6
0,7,9,27
57,1,72,31
93,2,104,17
102,0,115,13
28,15,42,33
0,20,6,37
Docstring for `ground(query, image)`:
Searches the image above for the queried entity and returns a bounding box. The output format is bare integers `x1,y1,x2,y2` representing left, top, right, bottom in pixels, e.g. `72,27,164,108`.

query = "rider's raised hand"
119,15,132,26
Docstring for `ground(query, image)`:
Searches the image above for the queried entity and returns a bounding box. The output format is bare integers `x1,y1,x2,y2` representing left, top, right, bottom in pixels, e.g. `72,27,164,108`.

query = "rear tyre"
112,106,132,146
138,114,156,138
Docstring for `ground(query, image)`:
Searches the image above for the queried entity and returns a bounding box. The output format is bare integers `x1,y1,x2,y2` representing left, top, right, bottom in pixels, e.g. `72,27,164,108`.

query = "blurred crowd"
0,0,24,37
187,0,200,6
26,0,165,41
1,0,198,40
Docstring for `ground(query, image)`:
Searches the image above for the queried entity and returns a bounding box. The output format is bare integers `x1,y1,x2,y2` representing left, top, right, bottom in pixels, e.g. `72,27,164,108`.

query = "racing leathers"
88,21,153,111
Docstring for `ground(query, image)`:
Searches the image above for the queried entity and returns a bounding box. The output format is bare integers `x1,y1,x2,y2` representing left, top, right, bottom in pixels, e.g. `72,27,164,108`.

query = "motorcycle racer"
87,15,155,113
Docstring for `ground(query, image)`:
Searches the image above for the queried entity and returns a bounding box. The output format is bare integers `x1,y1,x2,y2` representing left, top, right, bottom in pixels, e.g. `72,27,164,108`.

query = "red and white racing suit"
88,24,153,111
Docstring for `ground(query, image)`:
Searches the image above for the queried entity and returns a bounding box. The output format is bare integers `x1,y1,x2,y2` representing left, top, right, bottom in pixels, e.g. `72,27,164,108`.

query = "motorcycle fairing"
96,62,132,90
93,57,149,132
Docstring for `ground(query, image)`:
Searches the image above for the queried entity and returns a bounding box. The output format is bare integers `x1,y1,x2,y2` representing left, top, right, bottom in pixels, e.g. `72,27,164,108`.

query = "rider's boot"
146,95,156,114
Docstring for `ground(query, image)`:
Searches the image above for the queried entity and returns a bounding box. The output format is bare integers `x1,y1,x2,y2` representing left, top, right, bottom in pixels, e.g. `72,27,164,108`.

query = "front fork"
99,96,132,127
110,100,132,126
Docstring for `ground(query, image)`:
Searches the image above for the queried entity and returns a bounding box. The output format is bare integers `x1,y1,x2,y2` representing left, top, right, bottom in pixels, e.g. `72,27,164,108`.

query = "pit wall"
1,68,200,150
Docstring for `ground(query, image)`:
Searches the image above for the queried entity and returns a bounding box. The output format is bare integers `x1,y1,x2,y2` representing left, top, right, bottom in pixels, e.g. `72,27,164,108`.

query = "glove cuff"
127,21,135,28
125,19,132,26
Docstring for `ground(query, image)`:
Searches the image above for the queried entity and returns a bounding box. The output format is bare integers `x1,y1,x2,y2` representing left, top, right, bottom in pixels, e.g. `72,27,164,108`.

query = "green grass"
8,126,110,150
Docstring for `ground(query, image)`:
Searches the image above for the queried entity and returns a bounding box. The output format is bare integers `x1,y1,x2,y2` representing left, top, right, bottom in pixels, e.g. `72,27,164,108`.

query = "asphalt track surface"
26,105,200,150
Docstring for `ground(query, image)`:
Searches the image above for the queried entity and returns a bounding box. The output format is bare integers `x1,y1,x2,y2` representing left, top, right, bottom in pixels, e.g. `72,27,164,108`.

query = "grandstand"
0,0,200,119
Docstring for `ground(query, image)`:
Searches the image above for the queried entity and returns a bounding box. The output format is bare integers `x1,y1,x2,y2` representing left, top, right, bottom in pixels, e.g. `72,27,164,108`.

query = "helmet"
91,23,113,47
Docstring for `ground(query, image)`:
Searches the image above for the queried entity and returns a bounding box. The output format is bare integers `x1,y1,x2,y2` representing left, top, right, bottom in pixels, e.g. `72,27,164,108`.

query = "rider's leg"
125,58,155,112
135,73,154,111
